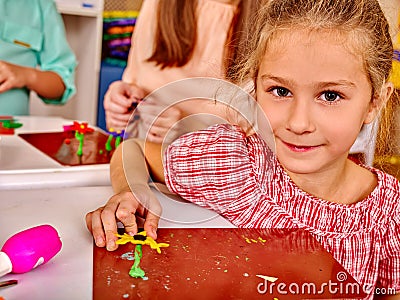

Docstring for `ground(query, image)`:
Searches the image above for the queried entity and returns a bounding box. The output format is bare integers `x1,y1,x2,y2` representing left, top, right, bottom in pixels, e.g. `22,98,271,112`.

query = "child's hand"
85,186,161,251
104,80,146,131
0,60,30,92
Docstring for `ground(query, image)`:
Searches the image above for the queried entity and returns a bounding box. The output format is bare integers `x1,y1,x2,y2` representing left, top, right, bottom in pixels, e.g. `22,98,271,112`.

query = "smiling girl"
87,0,400,298
163,1,399,296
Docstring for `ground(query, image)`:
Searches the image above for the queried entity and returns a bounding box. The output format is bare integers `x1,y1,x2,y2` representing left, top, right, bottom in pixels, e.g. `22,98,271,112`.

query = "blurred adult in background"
104,0,261,140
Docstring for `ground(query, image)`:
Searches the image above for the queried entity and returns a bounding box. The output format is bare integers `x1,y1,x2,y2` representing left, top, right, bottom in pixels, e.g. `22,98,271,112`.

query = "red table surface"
18,131,117,166
93,228,366,299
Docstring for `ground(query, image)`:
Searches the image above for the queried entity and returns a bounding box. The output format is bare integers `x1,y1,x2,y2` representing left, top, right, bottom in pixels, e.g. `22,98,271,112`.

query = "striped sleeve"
377,175,400,293
377,209,400,293
164,124,252,213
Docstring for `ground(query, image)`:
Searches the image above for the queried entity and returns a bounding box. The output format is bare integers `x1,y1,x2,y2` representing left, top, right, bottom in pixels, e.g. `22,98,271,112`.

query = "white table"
0,186,233,300
0,116,110,190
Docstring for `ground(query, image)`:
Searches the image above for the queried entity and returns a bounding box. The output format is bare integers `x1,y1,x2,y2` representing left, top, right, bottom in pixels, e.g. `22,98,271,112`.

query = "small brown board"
93,228,365,299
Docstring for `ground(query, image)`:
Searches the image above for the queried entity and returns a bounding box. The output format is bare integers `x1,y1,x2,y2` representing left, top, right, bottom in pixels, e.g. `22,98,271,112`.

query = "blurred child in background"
0,0,77,115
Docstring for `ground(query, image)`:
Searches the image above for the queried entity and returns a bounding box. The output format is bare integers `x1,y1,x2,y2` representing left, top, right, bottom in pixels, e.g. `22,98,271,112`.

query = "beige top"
122,0,238,94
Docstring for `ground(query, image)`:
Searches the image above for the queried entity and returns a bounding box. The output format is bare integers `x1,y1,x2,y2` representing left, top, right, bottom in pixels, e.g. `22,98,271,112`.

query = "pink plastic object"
0,225,62,277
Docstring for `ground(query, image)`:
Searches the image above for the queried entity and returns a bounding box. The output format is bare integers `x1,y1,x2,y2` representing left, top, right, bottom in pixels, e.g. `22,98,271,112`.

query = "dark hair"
146,0,197,69
147,0,262,76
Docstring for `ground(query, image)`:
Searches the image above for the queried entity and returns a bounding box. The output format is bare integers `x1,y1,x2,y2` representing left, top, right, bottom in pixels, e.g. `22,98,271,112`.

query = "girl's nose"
286,99,315,134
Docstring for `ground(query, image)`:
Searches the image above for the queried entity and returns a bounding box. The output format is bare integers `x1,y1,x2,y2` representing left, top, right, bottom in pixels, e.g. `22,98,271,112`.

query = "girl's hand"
85,185,161,251
104,80,146,131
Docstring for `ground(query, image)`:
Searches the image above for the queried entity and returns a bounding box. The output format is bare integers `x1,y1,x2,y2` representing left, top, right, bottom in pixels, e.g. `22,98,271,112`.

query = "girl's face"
256,29,379,175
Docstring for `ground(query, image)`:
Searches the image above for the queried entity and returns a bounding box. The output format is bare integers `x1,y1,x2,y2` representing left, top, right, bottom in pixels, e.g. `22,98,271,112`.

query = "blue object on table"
82,2,94,8
97,62,125,130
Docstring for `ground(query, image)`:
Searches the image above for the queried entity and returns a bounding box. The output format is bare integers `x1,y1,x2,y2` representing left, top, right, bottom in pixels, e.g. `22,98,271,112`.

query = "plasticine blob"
0,224,62,277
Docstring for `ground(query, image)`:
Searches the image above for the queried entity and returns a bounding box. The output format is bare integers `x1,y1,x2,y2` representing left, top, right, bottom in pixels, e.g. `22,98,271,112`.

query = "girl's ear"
364,81,394,124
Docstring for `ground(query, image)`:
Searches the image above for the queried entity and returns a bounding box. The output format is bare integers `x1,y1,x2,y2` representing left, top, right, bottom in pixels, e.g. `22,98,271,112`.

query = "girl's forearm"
110,139,165,194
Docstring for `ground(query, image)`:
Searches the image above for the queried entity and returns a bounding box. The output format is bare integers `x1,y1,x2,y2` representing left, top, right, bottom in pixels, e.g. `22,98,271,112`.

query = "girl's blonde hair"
232,0,396,159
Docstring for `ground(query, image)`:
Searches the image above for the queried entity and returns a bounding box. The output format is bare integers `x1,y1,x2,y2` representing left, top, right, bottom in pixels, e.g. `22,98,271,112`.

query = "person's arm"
85,138,164,251
0,61,65,98
120,139,165,186
25,69,65,99
37,0,77,103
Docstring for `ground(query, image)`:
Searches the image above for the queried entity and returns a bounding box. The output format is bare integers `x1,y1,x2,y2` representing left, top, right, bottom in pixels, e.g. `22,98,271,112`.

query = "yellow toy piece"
115,231,169,254
390,12,400,89
103,10,139,19
391,56,400,89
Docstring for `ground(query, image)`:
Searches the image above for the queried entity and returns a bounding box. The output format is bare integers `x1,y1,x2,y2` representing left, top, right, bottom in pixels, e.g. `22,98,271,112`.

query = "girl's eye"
271,87,292,97
320,91,341,102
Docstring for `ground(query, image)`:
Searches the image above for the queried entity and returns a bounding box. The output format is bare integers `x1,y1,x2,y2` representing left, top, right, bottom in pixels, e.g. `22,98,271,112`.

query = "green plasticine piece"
105,134,113,152
75,131,84,156
129,245,145,278
2,120,23,129
115,136,122,148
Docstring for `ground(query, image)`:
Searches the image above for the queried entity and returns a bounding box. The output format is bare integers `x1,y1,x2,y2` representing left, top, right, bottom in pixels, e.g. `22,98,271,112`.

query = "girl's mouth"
281,140,320,153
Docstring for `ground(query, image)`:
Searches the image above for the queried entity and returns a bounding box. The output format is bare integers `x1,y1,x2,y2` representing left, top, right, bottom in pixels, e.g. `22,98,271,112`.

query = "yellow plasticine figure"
115,231,169,254
115,231,169,279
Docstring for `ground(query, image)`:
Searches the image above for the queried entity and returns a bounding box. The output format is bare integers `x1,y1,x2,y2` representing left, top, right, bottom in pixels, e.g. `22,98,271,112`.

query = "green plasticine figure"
116,231,169,279
105,134,113,152
1,120,23,129
129,245,145,278
106,128,125,152
64,121,94,157
75,131,84,156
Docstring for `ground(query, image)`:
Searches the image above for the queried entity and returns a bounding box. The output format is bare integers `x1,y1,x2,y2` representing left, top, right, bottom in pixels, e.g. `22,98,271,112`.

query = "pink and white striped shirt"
164,124,400,299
